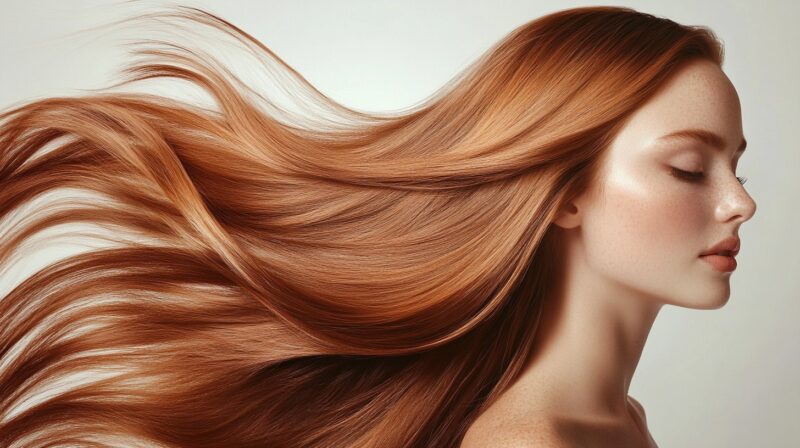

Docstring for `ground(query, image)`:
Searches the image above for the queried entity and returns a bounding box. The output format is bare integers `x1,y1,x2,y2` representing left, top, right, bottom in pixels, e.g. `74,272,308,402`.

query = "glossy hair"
0,5,722,447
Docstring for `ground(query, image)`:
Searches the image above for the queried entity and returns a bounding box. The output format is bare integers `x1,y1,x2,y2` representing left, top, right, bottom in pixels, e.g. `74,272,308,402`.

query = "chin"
652,279,731,309
678,288,732,310
695,296,730,310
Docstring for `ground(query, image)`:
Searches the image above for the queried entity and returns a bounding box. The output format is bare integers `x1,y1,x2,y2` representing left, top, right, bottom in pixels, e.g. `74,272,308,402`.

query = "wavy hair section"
0,5,722,447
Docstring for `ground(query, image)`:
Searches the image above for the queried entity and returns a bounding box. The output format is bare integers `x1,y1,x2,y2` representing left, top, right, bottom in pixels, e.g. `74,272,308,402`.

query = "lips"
700,236,740,257
700,254,737,272
699,236,741,273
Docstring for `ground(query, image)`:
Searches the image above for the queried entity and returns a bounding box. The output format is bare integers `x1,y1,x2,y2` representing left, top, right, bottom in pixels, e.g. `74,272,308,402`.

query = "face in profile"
555,59,757,309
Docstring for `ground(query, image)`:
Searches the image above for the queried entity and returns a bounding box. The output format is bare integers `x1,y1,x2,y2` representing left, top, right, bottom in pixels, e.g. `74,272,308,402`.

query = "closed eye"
670,168,748,185
671,168,704,182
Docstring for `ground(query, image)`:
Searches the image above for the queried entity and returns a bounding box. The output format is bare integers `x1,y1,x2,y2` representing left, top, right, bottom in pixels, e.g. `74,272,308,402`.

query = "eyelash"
671,168,748,186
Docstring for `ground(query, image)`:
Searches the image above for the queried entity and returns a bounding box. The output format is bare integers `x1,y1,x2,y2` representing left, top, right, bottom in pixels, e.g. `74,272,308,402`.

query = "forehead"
608,59,744,156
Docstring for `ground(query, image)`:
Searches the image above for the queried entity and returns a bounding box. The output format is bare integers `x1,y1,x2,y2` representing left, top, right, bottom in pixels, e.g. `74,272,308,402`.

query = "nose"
717,176,757,224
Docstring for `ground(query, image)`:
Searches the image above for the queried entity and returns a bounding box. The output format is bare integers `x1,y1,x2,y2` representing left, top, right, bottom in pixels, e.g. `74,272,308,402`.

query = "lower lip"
700,254,737,272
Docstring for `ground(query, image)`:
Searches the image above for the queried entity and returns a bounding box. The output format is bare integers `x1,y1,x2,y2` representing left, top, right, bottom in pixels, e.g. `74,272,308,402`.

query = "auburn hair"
0,5,722,447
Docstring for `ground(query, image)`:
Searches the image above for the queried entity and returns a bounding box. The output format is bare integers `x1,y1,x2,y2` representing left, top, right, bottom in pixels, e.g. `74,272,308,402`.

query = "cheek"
583,175,708,285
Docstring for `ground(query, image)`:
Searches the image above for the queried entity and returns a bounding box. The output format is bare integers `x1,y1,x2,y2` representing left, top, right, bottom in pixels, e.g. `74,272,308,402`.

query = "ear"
552,199,583,230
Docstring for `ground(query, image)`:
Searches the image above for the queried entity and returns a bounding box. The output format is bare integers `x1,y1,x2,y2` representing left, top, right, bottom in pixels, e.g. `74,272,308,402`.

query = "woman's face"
556,59,757,309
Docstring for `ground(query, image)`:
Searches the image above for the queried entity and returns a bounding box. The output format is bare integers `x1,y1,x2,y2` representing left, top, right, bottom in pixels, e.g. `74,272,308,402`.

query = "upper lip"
700,236,740,257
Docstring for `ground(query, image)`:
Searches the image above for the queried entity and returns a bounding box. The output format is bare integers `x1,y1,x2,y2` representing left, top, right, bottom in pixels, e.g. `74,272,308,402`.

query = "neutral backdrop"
1,1,797,446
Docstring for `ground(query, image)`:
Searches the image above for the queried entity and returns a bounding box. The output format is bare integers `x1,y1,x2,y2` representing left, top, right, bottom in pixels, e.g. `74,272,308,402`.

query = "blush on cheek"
587,179,705,282
655,186,709,256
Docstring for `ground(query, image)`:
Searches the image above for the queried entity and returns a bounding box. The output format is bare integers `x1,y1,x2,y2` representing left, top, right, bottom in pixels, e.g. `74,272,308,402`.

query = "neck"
512,241,663,420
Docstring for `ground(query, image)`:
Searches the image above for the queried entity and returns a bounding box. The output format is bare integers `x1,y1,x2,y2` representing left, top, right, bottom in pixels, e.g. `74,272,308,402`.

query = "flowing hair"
0,5,722,447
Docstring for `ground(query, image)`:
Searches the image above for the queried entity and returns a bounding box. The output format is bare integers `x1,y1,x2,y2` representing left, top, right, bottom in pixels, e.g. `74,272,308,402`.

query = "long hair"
0,5,722,447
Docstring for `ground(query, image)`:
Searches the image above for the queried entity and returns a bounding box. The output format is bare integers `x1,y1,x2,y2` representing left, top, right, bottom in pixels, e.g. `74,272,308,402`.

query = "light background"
0,1,797,446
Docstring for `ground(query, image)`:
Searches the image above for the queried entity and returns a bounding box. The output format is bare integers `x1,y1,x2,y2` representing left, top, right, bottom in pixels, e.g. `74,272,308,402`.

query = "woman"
0,5,755,447
461,46,754,448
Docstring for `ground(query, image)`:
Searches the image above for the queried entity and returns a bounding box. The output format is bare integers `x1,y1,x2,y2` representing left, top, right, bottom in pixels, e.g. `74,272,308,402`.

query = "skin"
462,59,757,447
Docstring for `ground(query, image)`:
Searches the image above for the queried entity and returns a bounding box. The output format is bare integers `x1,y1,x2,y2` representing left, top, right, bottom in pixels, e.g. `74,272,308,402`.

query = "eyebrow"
656,128,747,155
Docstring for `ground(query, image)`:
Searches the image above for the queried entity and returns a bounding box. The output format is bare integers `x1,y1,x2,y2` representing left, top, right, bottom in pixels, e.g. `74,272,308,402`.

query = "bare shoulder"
461,413,570,448
461,401,651,448
461,396,650,448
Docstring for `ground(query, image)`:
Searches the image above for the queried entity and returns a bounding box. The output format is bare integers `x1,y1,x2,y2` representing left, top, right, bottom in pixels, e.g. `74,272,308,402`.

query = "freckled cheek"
595,182,707,267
